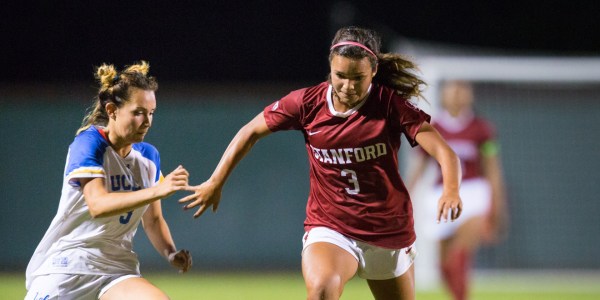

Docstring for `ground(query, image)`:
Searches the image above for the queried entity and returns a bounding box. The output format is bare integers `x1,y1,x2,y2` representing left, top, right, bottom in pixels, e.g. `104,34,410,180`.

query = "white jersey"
25,126,162,289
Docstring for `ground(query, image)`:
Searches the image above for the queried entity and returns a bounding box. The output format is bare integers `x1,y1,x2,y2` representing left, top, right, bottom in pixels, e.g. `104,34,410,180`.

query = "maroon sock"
441,248,471,300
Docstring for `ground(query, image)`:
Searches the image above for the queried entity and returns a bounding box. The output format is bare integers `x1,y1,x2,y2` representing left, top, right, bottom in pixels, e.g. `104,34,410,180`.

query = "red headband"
330,41,377,59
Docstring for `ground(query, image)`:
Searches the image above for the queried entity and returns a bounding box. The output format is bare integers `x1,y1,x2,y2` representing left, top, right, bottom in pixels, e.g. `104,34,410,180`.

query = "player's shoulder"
471,116,495,130
467,116,496,138
374,83,423,113
373,83,395,95
132,142,160,161
371,83,410,104
303,81,329,94
71,126,110,153
132,142,159,157
288,82,328,102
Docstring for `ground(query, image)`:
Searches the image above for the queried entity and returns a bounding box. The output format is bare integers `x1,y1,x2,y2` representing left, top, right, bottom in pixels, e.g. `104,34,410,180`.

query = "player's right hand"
178,180,222,218
158,165,190,198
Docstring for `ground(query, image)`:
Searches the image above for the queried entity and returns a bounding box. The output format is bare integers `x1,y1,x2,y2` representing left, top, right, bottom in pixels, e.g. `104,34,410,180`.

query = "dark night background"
2,1,599,84
2,0,600,285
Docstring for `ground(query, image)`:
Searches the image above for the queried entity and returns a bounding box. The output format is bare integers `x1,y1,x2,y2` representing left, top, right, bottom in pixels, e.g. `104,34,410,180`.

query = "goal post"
404,56,600,289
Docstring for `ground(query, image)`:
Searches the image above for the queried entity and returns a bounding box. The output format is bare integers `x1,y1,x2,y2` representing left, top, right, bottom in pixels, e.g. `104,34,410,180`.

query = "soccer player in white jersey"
180,27,462,300
25,61,193,300
409,81,508,300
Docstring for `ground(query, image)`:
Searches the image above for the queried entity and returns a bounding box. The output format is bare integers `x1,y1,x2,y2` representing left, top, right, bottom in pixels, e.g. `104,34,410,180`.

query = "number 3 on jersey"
341,169,360,195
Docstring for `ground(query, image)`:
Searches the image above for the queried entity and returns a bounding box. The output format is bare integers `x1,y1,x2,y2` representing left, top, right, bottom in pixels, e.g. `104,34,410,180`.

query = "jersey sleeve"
389,95,431,147
477,118,499,156
65,129,109,186
133,142,162,184
263,88,305,132
479,118,496,141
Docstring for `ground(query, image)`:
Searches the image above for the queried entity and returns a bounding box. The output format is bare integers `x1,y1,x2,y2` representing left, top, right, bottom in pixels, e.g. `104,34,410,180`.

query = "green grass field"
7,271,600,299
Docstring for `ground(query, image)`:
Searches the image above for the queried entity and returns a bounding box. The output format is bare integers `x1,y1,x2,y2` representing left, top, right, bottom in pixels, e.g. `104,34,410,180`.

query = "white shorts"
25,273,140,300
302,227,417,280
424,178,492,240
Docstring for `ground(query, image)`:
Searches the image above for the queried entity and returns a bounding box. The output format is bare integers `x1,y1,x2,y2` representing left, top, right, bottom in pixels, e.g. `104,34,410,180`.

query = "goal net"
403,56,600,288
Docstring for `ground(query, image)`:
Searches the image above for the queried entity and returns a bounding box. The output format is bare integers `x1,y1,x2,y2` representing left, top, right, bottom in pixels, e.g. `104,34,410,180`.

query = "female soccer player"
25,61,193,300
409,80,508,300
181,26,462,300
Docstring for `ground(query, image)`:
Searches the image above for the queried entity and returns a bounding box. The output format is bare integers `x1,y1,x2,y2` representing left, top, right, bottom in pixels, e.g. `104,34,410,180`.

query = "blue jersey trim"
65,127,109,177
132,142,161,182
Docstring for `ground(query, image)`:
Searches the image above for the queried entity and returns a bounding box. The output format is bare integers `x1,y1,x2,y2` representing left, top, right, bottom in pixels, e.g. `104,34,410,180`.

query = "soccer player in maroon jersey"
409,81,508,300
181,27,462,300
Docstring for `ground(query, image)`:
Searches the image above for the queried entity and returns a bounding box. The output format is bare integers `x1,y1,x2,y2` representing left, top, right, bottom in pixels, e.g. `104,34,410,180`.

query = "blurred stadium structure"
395,38,600,288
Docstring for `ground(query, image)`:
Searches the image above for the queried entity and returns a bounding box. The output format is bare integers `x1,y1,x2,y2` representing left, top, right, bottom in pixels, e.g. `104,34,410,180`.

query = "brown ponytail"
329,26,426,100
374,53,426,99
76,61,158,135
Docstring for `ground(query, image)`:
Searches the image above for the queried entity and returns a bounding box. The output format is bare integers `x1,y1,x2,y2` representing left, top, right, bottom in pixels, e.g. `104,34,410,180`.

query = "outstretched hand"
437,193,462,223
179,180,222,218
157,165,191,199
167,249,192,273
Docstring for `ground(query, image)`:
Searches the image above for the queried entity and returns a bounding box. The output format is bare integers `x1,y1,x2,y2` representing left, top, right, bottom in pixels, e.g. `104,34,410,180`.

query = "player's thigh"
100,277,168,300
367,264,415,300
441,215,485,256
302,242,358,286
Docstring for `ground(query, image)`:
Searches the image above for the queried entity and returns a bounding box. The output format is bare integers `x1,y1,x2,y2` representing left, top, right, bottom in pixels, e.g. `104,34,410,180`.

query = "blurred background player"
180,26,462,300
409,80,508,300
25,61,193,300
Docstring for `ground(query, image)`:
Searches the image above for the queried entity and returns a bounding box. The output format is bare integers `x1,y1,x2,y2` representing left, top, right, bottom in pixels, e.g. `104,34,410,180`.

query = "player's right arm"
80,165,190,218
179,112,272,218
481,141,508,243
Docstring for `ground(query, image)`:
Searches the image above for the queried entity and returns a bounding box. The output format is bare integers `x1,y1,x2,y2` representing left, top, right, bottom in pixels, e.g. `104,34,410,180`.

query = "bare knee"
301,242,358,300
305,273,344,300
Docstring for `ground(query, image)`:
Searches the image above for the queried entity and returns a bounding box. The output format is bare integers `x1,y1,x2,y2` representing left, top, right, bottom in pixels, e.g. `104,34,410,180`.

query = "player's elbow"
88,206,107,218
142,213,162,230
86,199,110,218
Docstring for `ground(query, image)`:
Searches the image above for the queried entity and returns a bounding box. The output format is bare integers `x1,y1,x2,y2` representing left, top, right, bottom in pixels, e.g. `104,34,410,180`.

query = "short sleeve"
389,96,431,147
263,89,305,132
65,128,108,186
479,119,496,142
133,142,162,183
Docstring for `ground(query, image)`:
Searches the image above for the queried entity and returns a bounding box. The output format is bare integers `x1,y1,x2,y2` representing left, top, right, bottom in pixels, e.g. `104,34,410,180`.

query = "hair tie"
112,74,120,84
330,41,377,60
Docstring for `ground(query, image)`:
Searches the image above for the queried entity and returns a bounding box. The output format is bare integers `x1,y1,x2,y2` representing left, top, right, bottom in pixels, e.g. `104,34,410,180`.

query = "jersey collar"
326,84,371,118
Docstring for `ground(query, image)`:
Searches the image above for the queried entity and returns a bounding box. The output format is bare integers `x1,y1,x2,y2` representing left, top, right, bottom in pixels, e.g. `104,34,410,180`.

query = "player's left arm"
416,121,463,223
142,201,192,273
481,140,509,242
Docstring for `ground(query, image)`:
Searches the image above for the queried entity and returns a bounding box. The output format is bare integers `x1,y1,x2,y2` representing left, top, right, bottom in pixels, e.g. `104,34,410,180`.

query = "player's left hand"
437,193,462,223
168,249,192,273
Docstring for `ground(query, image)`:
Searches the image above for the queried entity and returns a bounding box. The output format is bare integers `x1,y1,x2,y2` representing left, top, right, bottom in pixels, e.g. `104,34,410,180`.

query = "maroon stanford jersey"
263,82,430,249
432,110,495,184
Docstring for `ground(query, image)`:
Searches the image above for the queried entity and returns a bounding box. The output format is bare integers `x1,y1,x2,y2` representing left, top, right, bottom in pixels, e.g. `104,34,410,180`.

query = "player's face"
442,81,473,116
113,88,156,144
330,54,376,112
